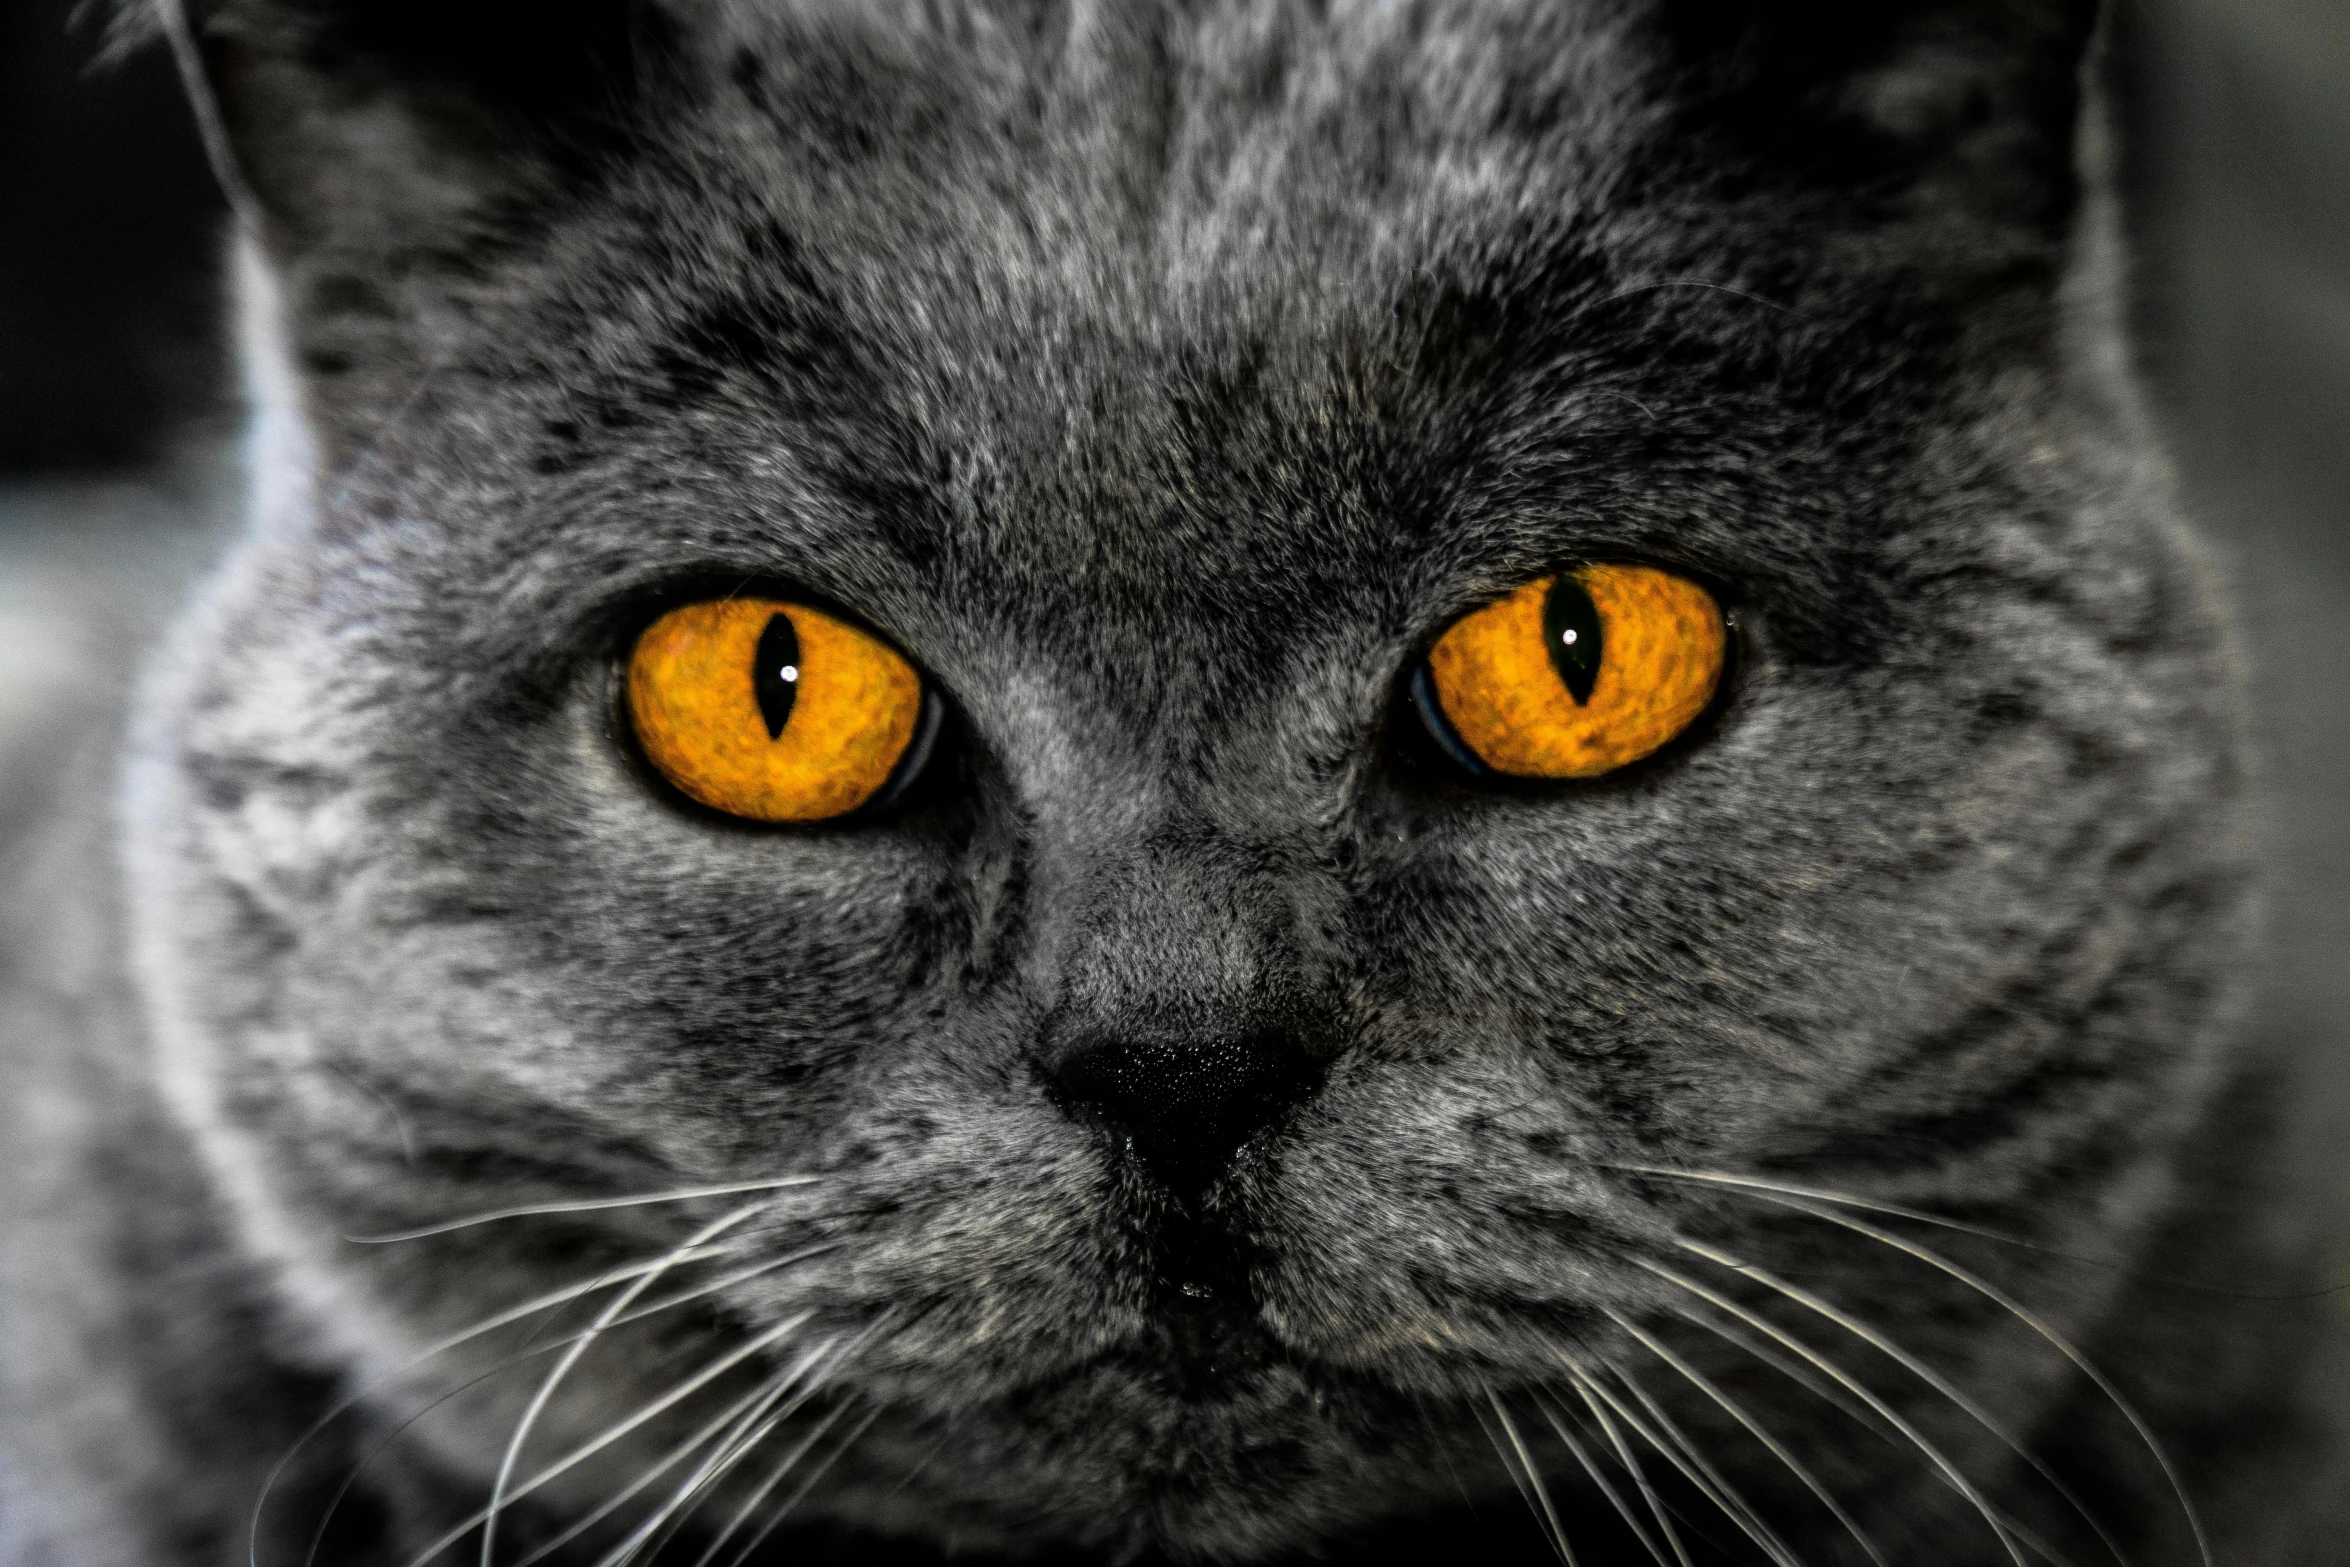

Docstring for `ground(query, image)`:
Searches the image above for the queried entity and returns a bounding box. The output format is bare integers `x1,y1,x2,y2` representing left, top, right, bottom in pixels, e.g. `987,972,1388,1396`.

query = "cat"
4,0,2346,1563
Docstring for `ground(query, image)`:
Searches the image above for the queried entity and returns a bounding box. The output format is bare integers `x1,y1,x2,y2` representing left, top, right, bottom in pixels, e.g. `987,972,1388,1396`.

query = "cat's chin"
787,1336,1528,1562
796,1404,1511,1564
766,1492,1558,1567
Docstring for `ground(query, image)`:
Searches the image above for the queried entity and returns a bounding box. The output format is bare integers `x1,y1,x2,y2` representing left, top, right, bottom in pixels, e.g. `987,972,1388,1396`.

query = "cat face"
130,0,2246,1558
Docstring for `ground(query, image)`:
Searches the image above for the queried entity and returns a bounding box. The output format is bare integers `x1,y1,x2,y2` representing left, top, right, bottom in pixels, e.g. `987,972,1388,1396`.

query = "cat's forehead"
701,0,1637,176
696,0,1636,339
483,5,1716,604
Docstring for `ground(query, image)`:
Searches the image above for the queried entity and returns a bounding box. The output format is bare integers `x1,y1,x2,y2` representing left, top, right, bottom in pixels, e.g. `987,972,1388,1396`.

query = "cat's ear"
154,0,677,255
1651,0,2102,237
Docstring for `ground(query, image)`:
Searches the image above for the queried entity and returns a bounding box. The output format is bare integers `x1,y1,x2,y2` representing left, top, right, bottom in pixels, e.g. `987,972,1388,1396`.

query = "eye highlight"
1417,563,1727,780
627,598,930,822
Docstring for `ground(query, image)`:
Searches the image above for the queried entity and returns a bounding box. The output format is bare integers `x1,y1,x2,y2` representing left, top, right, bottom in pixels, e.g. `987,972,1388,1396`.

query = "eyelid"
1409,663,1494,778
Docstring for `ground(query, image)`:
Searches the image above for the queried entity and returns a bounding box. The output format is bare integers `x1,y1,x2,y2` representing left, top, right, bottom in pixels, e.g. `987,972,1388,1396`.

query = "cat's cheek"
492,697,964,1072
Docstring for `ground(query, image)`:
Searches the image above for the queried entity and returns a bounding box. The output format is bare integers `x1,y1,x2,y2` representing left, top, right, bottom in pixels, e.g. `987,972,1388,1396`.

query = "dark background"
1,0,2344,1241
1,0,220,474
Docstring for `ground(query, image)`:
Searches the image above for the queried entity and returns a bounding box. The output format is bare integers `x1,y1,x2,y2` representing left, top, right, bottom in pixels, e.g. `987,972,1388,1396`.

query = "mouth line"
858,1284,1337,1421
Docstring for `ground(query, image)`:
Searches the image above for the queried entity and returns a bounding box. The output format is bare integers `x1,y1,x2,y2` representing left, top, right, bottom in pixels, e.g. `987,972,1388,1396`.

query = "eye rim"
608,582,951,831
1405,560,1744,791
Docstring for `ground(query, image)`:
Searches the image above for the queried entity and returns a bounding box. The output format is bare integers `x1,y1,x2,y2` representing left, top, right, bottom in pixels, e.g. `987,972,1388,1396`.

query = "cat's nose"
1029,818,1343,1189
1046,1020,1325,1190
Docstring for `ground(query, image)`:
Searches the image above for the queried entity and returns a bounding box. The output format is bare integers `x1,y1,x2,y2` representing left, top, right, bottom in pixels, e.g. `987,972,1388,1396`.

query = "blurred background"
0,0,2344,1210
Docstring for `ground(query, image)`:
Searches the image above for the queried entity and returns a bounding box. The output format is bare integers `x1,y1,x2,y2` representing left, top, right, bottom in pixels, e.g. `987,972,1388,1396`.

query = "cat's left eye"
1413,562,1728,781
626,597,935,822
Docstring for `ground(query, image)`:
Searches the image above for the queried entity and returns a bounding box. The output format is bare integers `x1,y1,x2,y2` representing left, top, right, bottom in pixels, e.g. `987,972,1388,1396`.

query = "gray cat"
4,1,2344,1563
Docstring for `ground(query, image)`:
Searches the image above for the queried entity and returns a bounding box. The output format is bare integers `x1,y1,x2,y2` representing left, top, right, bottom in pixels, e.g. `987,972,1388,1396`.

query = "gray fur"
5,1,2344,1563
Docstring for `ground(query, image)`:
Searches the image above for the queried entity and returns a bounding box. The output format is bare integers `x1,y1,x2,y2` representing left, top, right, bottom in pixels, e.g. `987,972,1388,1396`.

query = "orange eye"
1419,563,1727,779
627,597,930,822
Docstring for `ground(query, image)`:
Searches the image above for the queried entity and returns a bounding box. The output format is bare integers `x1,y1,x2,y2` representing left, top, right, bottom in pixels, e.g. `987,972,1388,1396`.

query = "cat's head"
130,0,2247,1558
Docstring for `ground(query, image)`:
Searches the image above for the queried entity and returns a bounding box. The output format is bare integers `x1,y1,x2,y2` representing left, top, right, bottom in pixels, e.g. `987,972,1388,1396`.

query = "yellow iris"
1424,563,1726,779
627,598,925,822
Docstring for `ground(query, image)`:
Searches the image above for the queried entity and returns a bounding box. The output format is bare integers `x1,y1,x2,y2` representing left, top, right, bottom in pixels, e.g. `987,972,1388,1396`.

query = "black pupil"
754,612,801,739
1542,573,1603,705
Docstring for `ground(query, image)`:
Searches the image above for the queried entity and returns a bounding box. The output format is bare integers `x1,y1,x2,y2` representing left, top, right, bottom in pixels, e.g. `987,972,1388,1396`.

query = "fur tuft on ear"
1651,0,2102,236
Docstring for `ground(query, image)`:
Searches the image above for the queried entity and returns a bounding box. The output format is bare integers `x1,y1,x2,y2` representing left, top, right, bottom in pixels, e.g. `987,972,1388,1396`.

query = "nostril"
1049,1027,1323,1189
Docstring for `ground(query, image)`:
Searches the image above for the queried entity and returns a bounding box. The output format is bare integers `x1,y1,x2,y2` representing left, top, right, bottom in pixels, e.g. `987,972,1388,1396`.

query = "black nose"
1049,1023,1323,1190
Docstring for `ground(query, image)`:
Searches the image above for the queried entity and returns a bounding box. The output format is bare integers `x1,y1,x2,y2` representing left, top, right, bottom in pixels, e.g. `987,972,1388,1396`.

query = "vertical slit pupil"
753,612,801,739
1543,573,1603,705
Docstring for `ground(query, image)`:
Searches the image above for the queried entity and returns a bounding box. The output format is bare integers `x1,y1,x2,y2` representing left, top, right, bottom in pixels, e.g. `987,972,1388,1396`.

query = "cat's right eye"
626,598,935,822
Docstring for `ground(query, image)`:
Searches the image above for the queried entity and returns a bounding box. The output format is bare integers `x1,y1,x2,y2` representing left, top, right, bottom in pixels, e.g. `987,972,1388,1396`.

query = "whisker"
480,1202,776,1567
1486,1393,1579,1566
1604,1307,1889,1567
721,1404,883,1567
524,1364,811,1567
639,1384,833,1567
691,1401,852,1567
1677,1238,2129,1567
305,1242,840,1567
397,1305,815,1567
510,1241,835,1368
588,1344,839,1567
1532,1387,1677,1567
1732,1190,2209,1567
1413,1385,1488,1519
254,1239,756,1567
1604,277,1794,315
302,1352,552,1567
347,1177,821,1245
1559,1370,1692,1567
604,1311,896,1567
1660,1302,2085,1567
1640,1259,2028,1567
503,1347,833,1567
1568,1362,1802,1567
1607,1164,2342,1303
1662,1298,1889,1435
609,1244,842,1334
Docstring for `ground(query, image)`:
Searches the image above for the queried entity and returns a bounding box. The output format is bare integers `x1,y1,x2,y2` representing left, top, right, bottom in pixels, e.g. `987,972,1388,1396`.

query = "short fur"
5,2,2346,1563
